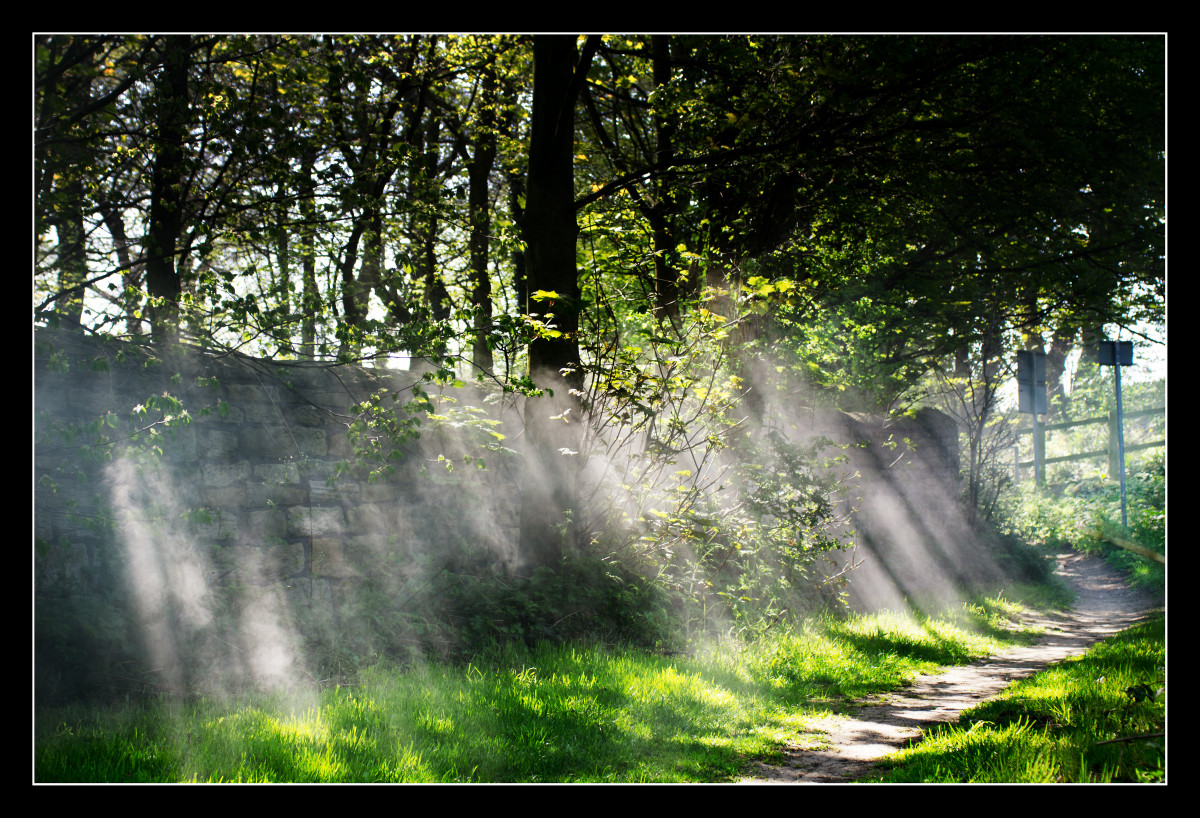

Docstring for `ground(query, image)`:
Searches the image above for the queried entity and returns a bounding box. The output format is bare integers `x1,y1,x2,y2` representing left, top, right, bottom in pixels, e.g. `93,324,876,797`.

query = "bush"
996,453,1164,591
441,554,680,655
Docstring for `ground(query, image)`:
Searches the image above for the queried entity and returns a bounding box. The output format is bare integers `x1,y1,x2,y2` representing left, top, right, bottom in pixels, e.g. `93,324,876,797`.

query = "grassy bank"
866,614,1166,783
35,591,1046,783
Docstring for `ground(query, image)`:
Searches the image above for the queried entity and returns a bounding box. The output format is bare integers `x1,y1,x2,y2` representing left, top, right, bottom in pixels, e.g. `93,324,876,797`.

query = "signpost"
1098,341,1134,526
1016,350,1047,485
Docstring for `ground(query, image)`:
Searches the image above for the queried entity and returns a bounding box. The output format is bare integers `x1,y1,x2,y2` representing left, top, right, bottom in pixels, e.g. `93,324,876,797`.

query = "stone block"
200,461,251,488
227,542,304,584
238,424,293,457
326,426,352,458
292,426,329,457
288,505,345,538
195,426,241,460
345,502,407,537
254,462,302,485
200,487,247,511
344,534,416,572
242,484,309,507
238,507,289,546
283,405,327,428
360,478,411,502
188,507,237,543
309,479,359,505
310,537,347,577
34,530,93,588
225,384,285,419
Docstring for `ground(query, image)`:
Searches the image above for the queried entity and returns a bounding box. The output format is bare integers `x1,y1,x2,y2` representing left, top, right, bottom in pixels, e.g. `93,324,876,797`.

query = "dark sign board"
1016,350,1046,415
1098,341,1134,366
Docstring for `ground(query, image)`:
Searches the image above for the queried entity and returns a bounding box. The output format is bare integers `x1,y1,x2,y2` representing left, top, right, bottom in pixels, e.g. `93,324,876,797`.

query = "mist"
106,454,312,703
35,315,1032,709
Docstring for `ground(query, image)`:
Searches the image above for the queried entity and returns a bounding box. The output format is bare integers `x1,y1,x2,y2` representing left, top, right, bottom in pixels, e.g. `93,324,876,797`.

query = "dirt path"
740,550,1164,783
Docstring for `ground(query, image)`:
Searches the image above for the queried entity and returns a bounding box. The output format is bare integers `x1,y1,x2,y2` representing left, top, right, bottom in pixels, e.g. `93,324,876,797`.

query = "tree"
34,33,1163,576
35,36,155,331
516,35,601,570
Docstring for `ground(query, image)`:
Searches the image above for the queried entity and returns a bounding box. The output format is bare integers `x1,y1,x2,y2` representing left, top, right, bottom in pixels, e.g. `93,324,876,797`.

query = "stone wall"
35,328,522,583
34,328,522,702
827,409,1009,612
33,327,976,701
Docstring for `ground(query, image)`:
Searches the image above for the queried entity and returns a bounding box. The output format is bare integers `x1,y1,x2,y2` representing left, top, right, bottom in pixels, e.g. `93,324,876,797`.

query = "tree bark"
52,176,87,330
469,55,499,377
145,36,191,346
298,146,319,358
518,35,598,571
649,35,681,326
97,198,144,337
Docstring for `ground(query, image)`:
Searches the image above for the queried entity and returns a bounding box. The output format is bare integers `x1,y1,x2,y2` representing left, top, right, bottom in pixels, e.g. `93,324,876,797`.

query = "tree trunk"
52,177,87,330
469,56,499,377
98,201,144,337
1045,326,1074,419
518,35,598,572
649,35,681,326
298,147,319,358
145,36,191,346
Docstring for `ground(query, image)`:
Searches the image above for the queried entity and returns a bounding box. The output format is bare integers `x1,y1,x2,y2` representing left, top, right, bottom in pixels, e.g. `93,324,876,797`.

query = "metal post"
1098,340,1132,527
1107,408,1120,477
1115,360,1128,526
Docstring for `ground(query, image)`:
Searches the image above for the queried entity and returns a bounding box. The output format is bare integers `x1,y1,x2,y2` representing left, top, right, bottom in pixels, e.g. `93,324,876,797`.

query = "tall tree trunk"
38,37,96,331
507,169,528,315
98,200,144,337
145,36,191,346
469,55,499,377
336,220,367,360
52,176,87,330
273,178,293,354
518,35,598,571
298,147,319,358
1045,326,1074,419
649,35,681,327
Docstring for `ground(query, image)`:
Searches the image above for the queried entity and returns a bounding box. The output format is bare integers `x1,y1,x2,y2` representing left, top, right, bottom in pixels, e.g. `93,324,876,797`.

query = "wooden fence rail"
1014,406,1164,484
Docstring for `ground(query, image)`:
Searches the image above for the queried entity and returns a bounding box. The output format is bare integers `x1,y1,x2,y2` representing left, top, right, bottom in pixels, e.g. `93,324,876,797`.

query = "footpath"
740,551,1164,783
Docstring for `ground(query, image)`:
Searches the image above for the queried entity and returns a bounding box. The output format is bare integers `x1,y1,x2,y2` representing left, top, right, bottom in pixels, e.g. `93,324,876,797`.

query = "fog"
35,320,1022,707
107,455,313,705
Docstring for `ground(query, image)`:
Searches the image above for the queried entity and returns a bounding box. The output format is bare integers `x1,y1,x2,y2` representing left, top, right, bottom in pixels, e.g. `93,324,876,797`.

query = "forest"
34,34,1164,660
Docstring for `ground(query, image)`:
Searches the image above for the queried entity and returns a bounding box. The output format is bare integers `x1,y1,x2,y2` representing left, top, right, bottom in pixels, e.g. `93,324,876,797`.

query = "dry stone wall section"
34,328,524,701
34,327,972,702
35,328,522,589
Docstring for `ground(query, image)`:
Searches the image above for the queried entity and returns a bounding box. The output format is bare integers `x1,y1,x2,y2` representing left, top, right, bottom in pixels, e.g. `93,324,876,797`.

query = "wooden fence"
1014,406,1164,484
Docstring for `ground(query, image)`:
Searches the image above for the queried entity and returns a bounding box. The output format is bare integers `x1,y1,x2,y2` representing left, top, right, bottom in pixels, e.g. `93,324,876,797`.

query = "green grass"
34,593,1041,783
865,615,1166,783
